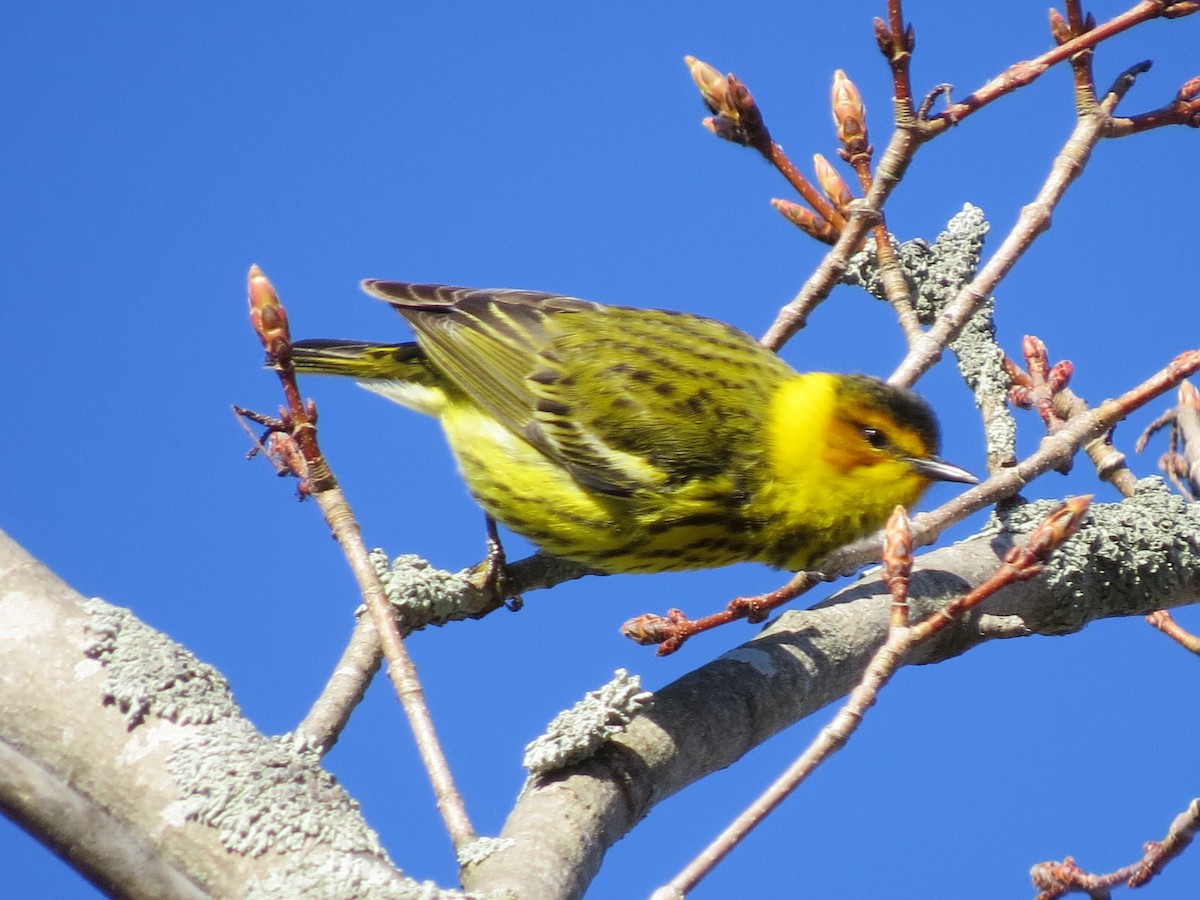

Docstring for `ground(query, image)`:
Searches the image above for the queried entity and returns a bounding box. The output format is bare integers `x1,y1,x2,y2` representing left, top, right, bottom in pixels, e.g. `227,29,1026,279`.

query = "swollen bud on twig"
685,55,729,115
248,265,292,364
770,199,838,244
1022,334,1048,372
874,16,915,59
1006,495,1091,579
1047,360,1074,395
831,70,871,162
812,153,854,211
684,56,771,154
1049,8,1071,45
1047,6,1093,44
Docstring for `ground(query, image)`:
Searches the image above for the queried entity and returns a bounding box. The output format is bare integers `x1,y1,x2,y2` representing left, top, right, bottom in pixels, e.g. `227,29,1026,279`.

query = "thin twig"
762,1,1196,355
890,62,1151,388
245,266,477,854
656,500,1089,897
1030,798,1200,896
875,0,916,118
1146,609,1200,655
925,0,1198,130
1109,74,1200,134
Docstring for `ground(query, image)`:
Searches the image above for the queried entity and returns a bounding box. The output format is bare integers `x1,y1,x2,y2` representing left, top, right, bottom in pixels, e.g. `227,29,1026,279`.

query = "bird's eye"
862,427,889,450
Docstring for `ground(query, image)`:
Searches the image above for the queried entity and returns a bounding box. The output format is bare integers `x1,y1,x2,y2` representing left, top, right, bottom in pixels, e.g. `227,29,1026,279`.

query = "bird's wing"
363,281,782,495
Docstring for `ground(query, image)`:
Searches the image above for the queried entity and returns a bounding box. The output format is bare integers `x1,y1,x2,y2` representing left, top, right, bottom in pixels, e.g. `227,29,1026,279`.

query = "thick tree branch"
462,480,1200,898
0,530,459,899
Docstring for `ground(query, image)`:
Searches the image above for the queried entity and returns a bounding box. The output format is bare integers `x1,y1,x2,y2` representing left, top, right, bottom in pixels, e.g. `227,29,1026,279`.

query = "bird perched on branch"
279,281,975,574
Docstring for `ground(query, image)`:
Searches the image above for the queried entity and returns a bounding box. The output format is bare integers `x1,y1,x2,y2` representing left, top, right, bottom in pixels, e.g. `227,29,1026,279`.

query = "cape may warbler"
284,282,975,573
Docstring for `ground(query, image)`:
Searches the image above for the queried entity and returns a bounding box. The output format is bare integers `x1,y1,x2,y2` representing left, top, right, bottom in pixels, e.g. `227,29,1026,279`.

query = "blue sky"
3,3,1199,897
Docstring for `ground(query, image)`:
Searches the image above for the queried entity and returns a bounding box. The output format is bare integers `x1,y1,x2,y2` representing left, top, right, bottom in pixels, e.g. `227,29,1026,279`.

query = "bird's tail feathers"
272,339,428,381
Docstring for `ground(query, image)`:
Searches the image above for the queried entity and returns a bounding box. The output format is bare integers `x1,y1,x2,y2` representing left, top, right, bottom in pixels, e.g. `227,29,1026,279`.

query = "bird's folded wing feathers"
362,281,774,495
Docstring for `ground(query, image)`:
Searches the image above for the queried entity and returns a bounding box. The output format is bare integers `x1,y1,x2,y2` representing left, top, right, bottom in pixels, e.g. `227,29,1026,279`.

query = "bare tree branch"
0,529,461,900
463,481,1200,898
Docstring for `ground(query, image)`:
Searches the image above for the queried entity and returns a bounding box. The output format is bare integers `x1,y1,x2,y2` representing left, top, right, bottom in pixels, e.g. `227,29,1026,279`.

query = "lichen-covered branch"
462,480,1200,899
0,529,463,900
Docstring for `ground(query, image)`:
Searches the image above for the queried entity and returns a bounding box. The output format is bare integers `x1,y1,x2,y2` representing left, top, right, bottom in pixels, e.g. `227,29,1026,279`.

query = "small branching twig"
654,500,1090,898
1005,335,1076,435
1030,798,1200,897
1109,74,1200,134
1136,380,1200,500
923,0,1198,130
875,0,916,117
242,266,477,854
701,1,1200,357
1145,609,1200,655
891,60,1153,388
621,570,823,655
1006,335,1140,495
684,56,846,236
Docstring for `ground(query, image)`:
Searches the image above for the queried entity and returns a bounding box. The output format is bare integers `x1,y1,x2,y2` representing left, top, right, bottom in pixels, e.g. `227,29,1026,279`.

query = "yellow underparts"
432,373,932,575
439,405,753,573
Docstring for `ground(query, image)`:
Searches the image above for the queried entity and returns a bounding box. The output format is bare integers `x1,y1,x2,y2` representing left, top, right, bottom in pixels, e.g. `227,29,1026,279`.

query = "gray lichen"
523,669,653,775
985,478,1200,631
372,551,481,625
168,727,386,859
82,599,239,728
457,836,517,868
82,600,398,891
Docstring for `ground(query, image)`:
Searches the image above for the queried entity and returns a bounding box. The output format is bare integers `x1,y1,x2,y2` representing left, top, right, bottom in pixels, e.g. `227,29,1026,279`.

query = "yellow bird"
284,282,975,574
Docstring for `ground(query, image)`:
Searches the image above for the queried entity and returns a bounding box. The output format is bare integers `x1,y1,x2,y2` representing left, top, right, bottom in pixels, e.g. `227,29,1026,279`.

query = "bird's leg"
481,515,523,611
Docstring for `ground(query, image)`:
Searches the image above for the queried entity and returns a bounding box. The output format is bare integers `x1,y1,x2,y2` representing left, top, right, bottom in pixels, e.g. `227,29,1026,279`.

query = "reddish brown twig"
656,500,1090,898
1136,380,1200,500
1110,74,1200,134
923,0,1198,131
1004,336,1139,496
1005,336,1075,433
1031,798,1200,896
883,506,914,627
1006,335,1142,495
691,51,849,237
909,496,1091,643
875,0,916,116
1146,609,1200,655
758,1,1197,357
890,59,1154,389
243,266,477,854
621,571,822,656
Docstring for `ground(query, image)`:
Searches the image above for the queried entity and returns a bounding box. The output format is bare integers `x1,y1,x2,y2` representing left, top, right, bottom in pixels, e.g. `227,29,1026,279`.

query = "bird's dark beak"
906,456,978,485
